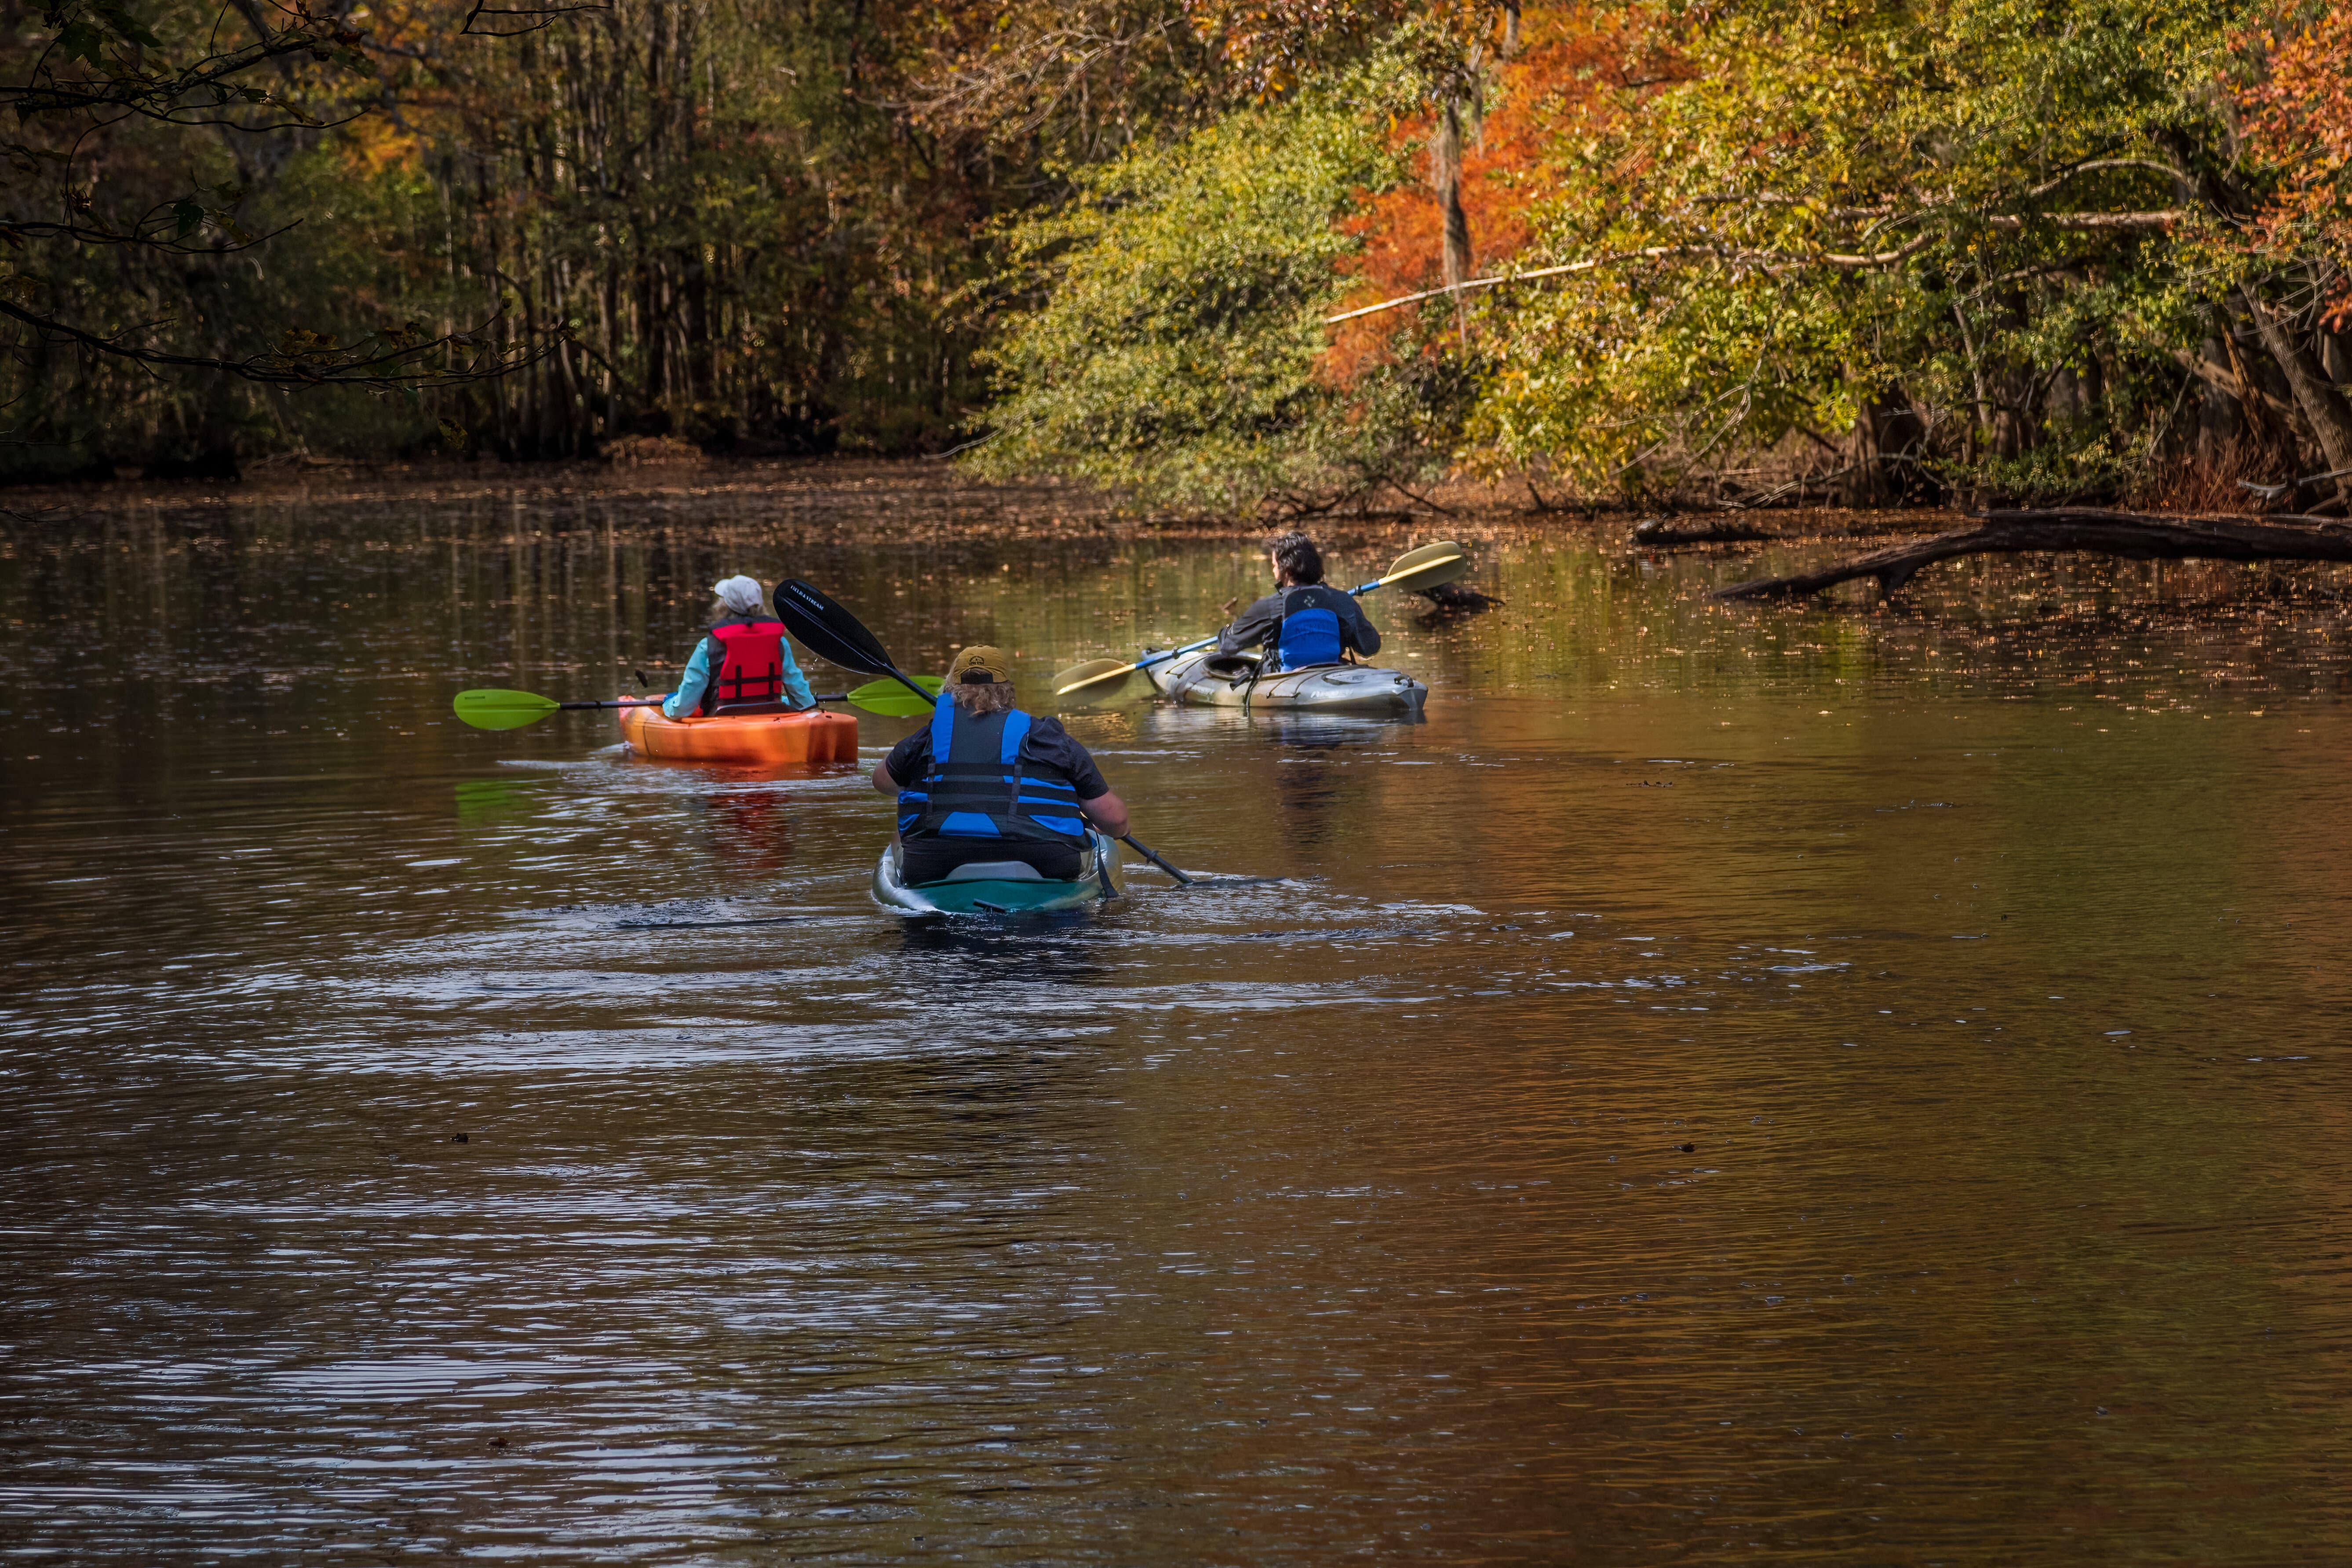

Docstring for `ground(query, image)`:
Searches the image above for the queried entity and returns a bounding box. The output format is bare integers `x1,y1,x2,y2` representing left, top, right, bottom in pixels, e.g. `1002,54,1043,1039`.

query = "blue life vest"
899,696,1090,843
1274,604,1343,671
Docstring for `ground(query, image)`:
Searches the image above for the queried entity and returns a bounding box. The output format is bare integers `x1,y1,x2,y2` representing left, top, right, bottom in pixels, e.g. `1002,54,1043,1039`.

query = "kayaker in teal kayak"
870,645,1130,885
662,575,815,718
1216,531,1383,671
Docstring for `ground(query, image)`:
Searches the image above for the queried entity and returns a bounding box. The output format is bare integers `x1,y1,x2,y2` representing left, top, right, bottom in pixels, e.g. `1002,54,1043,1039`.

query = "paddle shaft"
1119,835,1192,886
881,669,937,705
1057,634,1218,695
583,694,851,711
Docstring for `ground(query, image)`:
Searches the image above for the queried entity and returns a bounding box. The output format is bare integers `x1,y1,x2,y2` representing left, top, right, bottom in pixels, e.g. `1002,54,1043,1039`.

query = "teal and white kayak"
872,829,1120,917
1141,647,1427,712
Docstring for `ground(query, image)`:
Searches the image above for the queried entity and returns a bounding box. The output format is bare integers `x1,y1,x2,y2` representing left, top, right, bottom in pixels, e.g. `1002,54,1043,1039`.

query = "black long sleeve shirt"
1215,584,1382,660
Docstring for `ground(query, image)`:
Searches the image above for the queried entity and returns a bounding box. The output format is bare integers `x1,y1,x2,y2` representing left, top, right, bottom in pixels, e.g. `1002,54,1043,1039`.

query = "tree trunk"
2195,335,2242,467
1432,95,1473,340
1845,391,1925,504
2241,286,2352,495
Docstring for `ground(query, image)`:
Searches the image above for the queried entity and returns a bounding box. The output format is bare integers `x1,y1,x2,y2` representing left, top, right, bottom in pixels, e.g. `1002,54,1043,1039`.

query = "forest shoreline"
7,453,2305,581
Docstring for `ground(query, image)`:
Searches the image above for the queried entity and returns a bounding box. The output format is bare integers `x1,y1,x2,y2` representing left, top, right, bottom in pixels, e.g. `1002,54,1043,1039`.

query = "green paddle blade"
1051,658,1141,704
452,688,561,730
1380,540,1471,594
846,674,942,717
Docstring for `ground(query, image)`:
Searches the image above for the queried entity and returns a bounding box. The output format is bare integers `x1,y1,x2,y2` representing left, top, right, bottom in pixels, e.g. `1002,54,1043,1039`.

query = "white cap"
712,575,765,615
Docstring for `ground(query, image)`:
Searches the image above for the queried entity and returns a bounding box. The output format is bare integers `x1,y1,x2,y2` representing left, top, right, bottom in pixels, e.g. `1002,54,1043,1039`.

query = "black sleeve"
883,730,930,787
1025,717,1111,800
1342,594,1381,657
1216,592,1285,655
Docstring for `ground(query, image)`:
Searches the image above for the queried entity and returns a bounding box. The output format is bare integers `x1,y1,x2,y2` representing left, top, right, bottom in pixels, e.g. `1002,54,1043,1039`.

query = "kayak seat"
709,700,798,716
931,860,1048,884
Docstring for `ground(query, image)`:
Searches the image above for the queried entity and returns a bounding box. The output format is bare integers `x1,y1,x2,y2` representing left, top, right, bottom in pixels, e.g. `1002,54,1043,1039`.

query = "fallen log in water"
1712,508,2352,601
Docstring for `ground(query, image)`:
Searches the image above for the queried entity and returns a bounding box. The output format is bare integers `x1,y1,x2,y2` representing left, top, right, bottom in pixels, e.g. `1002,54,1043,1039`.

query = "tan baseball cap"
947,645,1013,684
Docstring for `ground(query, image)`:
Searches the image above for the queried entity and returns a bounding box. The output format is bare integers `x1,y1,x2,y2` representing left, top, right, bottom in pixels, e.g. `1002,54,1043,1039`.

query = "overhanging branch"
0,299,555,388
459,0,608,36
1326,248,1707,324
1327,211,2192,326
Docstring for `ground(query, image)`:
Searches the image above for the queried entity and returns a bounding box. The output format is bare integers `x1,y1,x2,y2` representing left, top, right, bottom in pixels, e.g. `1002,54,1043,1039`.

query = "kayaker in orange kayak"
662,575,815,718
869,645,1129,884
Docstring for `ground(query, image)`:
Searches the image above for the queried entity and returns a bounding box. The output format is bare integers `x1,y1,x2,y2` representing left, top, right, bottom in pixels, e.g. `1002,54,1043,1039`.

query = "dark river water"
3,479,2348,1564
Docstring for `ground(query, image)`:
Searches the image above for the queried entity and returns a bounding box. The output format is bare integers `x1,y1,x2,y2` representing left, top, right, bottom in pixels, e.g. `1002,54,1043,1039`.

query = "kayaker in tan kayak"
661,575,815,718
869,645,1129,885
1215,531,1383,672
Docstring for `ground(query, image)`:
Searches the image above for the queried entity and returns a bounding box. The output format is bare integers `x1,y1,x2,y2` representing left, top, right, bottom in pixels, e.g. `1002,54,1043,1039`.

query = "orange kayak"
618,703,859,765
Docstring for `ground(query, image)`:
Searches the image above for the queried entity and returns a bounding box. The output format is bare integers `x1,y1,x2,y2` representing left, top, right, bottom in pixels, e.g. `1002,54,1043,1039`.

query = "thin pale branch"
1325,210,2189,327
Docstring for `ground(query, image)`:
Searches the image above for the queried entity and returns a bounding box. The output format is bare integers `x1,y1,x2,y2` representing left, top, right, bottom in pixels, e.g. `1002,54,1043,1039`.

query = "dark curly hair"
1267,531,1324,585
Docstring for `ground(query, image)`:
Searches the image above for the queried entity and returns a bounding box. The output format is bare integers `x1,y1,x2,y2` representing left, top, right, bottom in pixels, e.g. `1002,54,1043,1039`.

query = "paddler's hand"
1079,790,1130,837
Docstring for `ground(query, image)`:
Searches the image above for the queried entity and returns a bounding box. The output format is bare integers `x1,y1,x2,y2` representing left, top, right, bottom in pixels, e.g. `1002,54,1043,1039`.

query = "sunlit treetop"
1184,0,1525,96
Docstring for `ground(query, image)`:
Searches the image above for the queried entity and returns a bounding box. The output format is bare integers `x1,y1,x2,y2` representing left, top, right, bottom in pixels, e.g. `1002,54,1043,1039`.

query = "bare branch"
1981,210,2188,232
1325,207,2190,327
1326,248,1703,323
0,299,558,389
0,218,297,254
458,0,607,38
2021,158,2192,201
4,20,357,128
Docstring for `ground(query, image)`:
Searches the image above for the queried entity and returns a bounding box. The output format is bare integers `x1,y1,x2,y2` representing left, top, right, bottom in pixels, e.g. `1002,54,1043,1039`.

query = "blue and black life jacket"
898,696,1090,844
1273,587,1349,671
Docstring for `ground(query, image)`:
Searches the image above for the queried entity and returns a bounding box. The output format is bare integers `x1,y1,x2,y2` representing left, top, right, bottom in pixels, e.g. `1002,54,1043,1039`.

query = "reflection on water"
2,489,2349,1563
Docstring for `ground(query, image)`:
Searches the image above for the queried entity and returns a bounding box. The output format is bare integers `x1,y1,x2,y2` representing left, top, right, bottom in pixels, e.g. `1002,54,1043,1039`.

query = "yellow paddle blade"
452,689,561,730
846,674,942,717
1052,658,1142,703
1378,539,1470,593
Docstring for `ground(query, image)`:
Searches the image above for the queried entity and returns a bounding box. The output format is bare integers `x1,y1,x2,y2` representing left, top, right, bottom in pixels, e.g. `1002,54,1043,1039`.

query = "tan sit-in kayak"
1141,648,1427,712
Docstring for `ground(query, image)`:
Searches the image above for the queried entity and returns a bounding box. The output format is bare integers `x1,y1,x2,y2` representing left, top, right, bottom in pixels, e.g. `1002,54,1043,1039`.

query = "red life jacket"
702,619,788,713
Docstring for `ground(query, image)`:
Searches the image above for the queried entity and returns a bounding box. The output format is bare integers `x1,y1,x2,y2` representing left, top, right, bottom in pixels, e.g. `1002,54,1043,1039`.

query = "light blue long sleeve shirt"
664,626,816,718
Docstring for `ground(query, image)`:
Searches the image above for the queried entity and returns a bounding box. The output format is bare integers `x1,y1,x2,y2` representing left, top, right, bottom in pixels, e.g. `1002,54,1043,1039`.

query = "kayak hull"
1141,648,1427,711
873,830,1119,917
619,702,859,765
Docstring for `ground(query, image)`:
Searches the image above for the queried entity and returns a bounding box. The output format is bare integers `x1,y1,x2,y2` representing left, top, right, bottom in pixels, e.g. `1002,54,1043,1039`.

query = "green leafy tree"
970,63,1485,511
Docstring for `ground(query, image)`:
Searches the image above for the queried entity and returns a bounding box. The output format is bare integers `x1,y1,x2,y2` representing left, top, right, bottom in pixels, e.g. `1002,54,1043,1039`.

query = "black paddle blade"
773,579,898,678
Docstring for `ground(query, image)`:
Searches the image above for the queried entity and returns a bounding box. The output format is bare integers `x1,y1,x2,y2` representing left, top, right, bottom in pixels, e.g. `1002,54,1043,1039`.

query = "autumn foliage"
1323,5,1671,384
982,0,2352,508
2240,1,2352,328
13,0,2352,507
